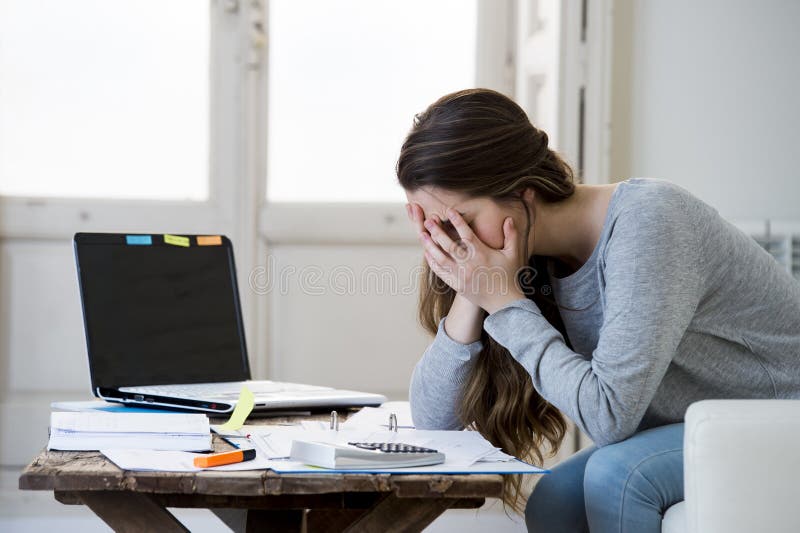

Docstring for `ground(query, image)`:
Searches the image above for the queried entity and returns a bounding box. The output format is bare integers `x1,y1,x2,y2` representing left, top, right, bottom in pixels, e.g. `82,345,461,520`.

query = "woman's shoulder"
615,177,696,208
600,178,714,263
611,177,714,226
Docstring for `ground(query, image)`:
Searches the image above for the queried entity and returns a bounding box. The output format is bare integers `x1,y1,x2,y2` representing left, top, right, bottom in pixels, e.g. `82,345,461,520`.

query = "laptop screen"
74,233,250,389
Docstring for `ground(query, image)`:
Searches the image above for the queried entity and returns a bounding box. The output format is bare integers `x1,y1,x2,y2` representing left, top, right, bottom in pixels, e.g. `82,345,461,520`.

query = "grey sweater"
409,178,800,447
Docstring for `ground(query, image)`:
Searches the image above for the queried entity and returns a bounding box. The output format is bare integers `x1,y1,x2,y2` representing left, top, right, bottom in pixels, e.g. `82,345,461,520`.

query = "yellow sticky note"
164,234,190,247
217,385,255,432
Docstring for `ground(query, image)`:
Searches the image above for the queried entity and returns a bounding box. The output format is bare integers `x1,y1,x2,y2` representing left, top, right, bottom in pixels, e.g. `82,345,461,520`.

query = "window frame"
0,0,270,376
258,0,516,246
0,1,244,240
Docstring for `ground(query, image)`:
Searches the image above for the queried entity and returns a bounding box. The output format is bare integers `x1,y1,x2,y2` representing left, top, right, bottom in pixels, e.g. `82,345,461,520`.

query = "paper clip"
330,410,339,431
388,413,398,432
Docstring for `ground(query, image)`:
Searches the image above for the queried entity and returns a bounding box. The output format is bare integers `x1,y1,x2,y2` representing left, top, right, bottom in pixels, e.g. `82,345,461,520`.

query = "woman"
397,88,800,532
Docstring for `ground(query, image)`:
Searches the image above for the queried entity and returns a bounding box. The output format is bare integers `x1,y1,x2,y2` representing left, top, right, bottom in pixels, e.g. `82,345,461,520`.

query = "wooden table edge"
18,454,507,499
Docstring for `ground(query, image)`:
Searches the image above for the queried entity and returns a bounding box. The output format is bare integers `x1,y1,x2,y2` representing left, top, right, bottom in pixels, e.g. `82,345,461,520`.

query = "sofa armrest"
684,399,800,533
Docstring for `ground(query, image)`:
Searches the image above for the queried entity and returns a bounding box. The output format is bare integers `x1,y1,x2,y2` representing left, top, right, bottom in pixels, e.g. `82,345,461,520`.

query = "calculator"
291,439,446,469
347,442,439,454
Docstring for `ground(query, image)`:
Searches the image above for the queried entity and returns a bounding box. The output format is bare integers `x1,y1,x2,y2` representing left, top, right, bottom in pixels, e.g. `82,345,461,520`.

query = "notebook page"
50,412,210,435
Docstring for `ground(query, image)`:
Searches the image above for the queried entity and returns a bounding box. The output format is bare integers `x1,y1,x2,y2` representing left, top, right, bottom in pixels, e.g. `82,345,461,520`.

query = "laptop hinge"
96,387,125,403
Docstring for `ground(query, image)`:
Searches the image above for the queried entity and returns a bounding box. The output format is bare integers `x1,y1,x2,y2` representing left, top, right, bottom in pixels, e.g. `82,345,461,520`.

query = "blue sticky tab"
126,235,152,245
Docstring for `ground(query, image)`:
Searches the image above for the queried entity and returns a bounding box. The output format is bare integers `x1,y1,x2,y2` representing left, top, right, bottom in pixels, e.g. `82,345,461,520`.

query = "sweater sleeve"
408,316,484,430
483,203,703,446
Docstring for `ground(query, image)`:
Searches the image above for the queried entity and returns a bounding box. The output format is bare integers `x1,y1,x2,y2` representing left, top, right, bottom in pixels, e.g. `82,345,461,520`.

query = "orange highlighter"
194,448,256,468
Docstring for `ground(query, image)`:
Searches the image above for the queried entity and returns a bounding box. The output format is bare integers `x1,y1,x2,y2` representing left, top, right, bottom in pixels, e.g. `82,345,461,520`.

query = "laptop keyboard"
120,380,332,400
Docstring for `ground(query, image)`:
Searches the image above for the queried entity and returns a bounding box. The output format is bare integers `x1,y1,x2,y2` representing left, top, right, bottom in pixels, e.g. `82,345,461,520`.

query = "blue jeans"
525,423,684,533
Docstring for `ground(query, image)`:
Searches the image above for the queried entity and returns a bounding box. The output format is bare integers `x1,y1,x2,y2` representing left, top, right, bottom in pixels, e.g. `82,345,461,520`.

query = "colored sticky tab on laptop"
126,235,152,246
164,234,190,247
217,385,255,432
197,235,222,246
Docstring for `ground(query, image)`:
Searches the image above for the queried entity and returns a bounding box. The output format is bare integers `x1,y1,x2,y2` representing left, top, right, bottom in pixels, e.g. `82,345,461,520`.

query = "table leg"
212,508,305,533
213,495,483,533
304,509,369,532
76,491,189,533
342,494,461,533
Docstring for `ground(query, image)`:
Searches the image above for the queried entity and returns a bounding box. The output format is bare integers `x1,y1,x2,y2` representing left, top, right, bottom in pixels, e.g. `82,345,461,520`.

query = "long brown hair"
397,88,576,512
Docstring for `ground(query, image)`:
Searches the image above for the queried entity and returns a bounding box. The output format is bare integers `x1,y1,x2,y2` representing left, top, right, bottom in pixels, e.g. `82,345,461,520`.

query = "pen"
217,434,251,449
193,448,256,468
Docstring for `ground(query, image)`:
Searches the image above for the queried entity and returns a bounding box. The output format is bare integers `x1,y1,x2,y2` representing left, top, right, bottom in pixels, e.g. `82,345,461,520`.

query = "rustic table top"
19,410,505,501
18,409,515,532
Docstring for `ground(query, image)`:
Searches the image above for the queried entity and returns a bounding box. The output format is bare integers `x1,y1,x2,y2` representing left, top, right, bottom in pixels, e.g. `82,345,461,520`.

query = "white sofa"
661,400,800,533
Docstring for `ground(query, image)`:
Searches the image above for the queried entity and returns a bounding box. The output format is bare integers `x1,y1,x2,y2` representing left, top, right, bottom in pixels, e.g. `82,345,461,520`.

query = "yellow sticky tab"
164,234,190,247
217,385,255,432
197,235,222,246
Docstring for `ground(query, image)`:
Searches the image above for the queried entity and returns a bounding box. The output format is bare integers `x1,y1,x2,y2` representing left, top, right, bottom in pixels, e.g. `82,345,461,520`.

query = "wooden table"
18,412,506,532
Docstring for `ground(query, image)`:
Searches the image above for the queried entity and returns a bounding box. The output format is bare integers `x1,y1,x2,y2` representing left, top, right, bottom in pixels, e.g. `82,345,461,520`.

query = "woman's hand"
407,203,527,314
407,202,486,342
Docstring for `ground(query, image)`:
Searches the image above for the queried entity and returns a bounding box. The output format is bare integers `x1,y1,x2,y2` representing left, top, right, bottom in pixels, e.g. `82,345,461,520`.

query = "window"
266,0,479,203
0,0,209,200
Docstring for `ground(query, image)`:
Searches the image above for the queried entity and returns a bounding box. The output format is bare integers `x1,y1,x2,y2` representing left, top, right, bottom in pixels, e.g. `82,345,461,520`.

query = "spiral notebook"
47,411,212,452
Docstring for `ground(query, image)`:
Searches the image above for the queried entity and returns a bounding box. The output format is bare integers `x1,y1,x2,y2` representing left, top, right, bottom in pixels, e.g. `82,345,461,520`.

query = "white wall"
266,243,428,399
610,0,800,221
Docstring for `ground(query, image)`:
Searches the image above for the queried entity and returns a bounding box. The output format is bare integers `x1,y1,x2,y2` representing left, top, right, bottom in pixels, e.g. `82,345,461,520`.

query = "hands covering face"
406,202,528,314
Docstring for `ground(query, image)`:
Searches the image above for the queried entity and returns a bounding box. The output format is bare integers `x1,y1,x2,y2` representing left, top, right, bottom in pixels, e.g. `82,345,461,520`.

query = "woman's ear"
519,187,536,208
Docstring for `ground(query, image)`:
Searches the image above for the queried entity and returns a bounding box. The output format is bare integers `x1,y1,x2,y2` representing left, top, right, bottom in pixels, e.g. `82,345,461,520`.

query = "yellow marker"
164,234,190,247
217,385,255,432
197,235,223,246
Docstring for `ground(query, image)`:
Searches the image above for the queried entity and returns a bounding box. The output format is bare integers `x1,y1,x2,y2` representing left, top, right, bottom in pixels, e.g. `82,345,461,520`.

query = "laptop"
73,232,387,414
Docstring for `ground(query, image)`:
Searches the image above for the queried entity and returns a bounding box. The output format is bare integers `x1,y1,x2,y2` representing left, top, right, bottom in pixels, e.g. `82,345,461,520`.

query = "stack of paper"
231,425,541,474
100,421,545,474
48,411,211,452
252,427,510,467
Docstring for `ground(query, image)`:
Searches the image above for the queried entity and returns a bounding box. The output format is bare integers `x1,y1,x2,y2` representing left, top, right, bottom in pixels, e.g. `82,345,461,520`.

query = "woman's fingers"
409,204,470,274
446,208,476,241
408,204,451,271
424,216,463,260
420,231,453,269
409,203,427,236
424,251,457,289
408,203,441,254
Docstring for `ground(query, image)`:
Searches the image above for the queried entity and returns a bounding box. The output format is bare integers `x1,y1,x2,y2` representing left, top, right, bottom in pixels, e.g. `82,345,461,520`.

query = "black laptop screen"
74,233,250,388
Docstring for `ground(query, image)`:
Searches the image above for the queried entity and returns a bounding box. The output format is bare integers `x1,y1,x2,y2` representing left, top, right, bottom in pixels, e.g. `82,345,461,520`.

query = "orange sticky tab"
197,235,222,246
193,449,244,468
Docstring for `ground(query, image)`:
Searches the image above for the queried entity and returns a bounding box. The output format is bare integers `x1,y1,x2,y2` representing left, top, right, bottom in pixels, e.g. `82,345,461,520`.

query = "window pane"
266,0,477,203
0,0,209,200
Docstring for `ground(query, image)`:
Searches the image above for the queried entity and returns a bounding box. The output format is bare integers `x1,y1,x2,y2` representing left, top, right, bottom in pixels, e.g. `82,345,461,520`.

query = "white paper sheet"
211,413,549,475
265,457,547,475
101,448,547,475
101,449,272,472
340,402,415,430
243,426,530,470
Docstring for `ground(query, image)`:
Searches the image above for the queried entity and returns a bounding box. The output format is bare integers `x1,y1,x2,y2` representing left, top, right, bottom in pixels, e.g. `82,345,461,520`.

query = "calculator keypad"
348,442,438,454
